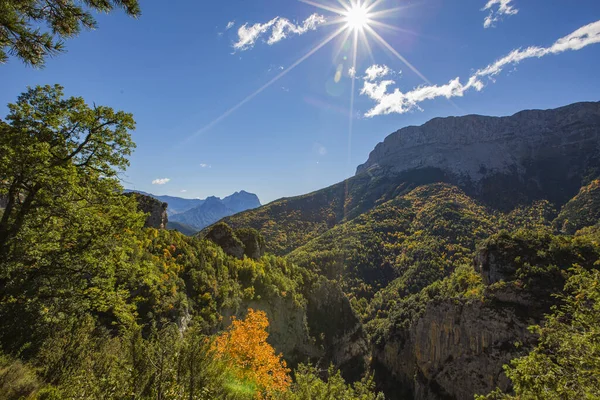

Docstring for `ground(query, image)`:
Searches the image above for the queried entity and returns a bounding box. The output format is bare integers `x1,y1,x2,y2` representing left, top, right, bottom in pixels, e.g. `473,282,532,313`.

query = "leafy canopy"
0,84,142,353
0,0,141,66
480,267,600,400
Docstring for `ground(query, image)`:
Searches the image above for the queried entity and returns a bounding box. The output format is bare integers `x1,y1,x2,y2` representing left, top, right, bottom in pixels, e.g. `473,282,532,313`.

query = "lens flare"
185,0,429,144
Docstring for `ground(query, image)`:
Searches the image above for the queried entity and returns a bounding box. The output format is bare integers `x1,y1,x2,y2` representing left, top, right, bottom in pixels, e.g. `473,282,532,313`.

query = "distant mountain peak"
122,189,261,231
167,190,261,231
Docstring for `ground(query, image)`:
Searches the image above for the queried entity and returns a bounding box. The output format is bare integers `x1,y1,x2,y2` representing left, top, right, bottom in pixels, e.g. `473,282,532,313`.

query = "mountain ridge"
125,189,262,232
356,101,600,181
218,101,600,255
170,191,261,231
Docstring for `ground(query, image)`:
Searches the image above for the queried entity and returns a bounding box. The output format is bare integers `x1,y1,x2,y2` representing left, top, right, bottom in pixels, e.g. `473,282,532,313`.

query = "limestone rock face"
221,279,369,380
305,279,370,381
474,247,517,286
221,295,322,369
125,193,168,229
235,228,266,260
356,103,600,210
357,102,600,180
204,223,245,259
372,234,572,400
374,284,550,400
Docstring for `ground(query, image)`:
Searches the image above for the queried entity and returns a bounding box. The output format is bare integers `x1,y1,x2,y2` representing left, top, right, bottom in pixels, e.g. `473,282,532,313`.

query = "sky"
2,0,600,204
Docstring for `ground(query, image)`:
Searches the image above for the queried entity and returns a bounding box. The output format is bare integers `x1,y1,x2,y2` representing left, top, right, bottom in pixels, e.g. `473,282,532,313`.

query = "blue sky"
2,0,600,204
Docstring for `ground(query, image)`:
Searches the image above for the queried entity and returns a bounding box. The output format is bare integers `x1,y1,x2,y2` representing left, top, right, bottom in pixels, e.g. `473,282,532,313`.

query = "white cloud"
364,64,392,81
482,0,518,28
233,13,326,51
200,163,211,168
361,20,600,117
152,178,170,185
268,65,285,72
180,189,187,193
226,21,235,30
348,67,356,78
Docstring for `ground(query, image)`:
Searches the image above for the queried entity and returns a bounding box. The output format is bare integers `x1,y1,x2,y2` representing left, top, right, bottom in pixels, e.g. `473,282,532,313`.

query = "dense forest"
2,1,600,399
0,85,383,399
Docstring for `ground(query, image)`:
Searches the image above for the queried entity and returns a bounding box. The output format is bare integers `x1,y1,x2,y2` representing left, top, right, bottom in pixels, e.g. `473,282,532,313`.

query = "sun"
343,4,371,31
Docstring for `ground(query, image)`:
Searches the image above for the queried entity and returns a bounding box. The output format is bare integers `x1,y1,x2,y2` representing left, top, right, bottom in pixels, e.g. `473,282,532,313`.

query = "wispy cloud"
180,189,187,193
482,0,518,28
364,64,392,81
233,13,326,51
200,163,211,168
360,20,600,117
152,178,171,185
268,65,285,72
226,21,235,30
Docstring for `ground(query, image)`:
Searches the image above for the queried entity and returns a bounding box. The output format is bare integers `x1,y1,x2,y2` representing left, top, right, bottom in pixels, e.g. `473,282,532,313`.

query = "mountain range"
124,189,261,232
8,98,600,400
211,101,600,399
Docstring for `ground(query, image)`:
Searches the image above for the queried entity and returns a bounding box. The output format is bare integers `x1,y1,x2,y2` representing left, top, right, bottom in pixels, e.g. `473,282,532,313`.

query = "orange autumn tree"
213,308,291,398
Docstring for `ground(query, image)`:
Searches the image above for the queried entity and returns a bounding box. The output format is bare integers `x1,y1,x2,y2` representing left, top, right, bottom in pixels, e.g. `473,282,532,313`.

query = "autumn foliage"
213,308,291,398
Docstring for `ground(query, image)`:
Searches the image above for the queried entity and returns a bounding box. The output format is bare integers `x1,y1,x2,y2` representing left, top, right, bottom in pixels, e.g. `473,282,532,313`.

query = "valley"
2,1,600,396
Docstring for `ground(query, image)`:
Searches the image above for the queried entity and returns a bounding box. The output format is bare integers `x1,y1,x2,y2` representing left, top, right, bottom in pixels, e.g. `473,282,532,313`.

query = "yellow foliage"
213,308,291,398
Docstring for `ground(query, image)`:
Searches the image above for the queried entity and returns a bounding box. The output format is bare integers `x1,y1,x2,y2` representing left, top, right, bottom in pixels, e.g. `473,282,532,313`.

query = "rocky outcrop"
234,228,266,259
204,223,266,260
125,192,168,229
204,222,245,259
372,230,587,400
373,284,553,400
222,278,369,380
221,295,322,369
305,279,370,381
357,102,600,208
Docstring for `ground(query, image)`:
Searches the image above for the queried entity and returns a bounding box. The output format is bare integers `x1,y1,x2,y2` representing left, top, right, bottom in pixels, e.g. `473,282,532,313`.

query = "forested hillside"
0,86,380,399
2,1,600,399
2,84,599,400
213,104,600,399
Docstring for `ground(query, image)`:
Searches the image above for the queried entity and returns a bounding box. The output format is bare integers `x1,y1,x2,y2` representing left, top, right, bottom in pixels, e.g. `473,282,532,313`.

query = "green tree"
0,0,141,66
480,267,600,400
283,364,383,400
0,84,143,353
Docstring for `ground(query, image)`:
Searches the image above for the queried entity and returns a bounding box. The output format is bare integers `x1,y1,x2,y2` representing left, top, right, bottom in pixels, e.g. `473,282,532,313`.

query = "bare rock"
235,228,266,259
204,222,245,259
125,192,168,229
357,102,600,209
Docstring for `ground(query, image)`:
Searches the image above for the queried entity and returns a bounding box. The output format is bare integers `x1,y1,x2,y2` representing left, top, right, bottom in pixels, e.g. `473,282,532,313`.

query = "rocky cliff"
357,102,600,208
222,278,369,381
125,193,168,229
373,228,600,400
375,286,545,400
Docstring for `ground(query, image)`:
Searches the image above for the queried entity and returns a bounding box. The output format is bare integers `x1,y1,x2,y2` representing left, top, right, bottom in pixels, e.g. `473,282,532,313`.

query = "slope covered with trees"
213,118,600,398
2,87,600,400
0,86,380,399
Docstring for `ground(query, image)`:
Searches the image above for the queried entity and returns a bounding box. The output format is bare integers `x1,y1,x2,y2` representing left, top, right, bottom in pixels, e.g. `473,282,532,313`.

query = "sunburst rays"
189,0,428,141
